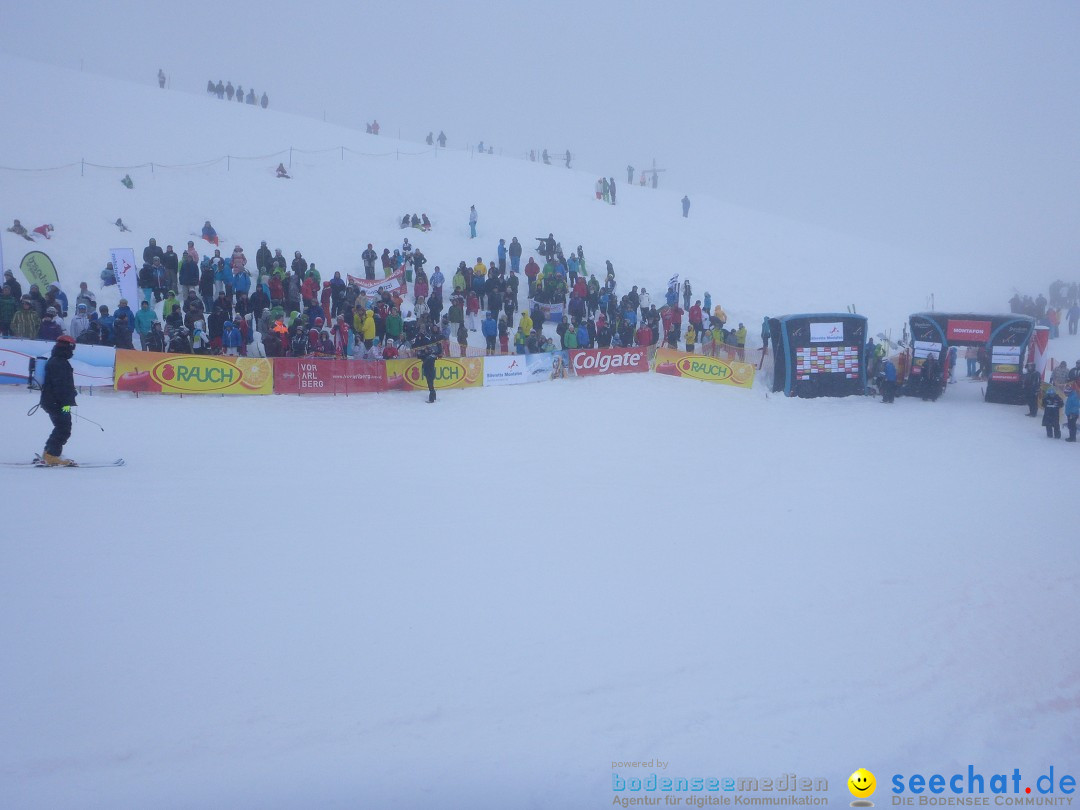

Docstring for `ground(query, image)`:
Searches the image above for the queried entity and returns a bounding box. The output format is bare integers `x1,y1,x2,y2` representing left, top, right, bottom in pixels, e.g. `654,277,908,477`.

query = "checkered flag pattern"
795,346,860,380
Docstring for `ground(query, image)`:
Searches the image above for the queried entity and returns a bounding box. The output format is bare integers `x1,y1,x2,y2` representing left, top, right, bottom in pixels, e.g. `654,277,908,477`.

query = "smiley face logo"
848,768,876,799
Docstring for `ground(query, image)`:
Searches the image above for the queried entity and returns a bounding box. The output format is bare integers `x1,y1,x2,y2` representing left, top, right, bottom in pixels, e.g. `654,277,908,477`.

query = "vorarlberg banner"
19,251,59,292
113,350,273,394
109,248,140,308
273,358,387,394
0,339,116,387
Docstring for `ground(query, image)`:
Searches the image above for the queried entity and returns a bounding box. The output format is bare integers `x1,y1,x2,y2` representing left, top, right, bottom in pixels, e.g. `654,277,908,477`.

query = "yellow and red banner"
113,350,273,394
651,347,755,389
384,357,484,390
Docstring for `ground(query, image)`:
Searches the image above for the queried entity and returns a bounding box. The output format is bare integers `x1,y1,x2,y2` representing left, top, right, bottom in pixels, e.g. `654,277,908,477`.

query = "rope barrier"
0,144,438,173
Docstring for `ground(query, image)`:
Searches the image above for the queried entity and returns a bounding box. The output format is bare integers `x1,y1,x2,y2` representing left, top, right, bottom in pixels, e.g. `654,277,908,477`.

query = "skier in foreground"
413,323,442,403
40,335,78,466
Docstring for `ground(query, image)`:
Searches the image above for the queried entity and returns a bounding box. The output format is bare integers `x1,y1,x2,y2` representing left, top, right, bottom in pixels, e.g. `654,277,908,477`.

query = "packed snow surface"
1,54,1077,808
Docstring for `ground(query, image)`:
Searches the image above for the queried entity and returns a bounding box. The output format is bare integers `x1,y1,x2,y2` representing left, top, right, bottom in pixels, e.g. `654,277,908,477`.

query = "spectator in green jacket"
11,297,41,338
0,284,16,336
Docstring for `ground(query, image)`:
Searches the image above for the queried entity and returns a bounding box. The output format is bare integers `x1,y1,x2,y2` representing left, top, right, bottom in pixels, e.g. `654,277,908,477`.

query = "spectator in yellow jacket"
361,309,376,348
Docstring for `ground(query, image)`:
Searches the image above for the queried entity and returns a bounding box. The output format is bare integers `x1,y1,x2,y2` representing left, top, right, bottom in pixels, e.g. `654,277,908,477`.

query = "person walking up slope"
39,335,78,466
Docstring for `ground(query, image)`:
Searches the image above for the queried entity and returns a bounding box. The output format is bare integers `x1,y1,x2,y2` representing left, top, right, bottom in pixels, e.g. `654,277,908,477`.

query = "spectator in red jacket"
636,323,652,347
301,275,317,306
268,275,284,306
524,257,541,295
689,300,703,333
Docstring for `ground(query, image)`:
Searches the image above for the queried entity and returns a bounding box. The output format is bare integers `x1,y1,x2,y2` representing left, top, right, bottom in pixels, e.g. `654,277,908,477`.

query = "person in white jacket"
639,288,651,321
68,303,90,341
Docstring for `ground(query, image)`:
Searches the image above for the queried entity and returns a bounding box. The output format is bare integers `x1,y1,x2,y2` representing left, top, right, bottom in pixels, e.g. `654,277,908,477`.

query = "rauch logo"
676,357,733,382
151,357,241,392
404,359,471,389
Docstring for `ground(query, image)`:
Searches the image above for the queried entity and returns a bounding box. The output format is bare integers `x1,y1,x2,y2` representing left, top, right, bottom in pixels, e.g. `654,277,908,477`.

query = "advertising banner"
0,339,116,387
483,351,571,386
651,347,755,389
348,268,406,299
809,322,844,343
109,248,140,310
946,319,991,342
19,251,59,292
114,350,272,394
569,347,649,377
526,299,565,325
273,358,387,394
1029,325,1050,376
385,356,483,390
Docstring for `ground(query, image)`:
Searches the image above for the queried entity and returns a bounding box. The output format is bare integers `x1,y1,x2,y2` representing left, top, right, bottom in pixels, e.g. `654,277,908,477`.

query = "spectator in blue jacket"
481,311,498,355
114,298,137,326
496,239,507,275
576,321,589,349
232,265,251,297
222,320,243,356
96,305,116,346
305,301,325,326
47,283,69,317
179,254,200,299
1065,386,1079,442
881,358,898,403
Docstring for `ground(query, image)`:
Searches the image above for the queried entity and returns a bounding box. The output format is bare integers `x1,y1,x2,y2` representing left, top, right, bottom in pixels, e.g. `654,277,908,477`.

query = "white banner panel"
0,338,116,386
109,248,140,308
809,322,844,343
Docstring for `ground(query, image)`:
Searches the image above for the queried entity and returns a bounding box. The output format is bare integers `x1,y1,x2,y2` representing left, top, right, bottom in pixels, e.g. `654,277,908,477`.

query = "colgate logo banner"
946,319,991,341
569,348,649,376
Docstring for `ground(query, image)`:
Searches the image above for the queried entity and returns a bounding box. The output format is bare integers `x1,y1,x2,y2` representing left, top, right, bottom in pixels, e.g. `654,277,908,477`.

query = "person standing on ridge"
627,165,634,184
682,196,691,217
38,335,78,466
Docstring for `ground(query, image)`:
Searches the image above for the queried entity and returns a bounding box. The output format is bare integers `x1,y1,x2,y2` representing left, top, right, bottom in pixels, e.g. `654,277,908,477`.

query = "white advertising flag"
110,248,139,307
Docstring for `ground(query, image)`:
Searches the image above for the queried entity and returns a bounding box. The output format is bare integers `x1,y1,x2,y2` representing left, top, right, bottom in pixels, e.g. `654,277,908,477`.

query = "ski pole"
75,410,106,432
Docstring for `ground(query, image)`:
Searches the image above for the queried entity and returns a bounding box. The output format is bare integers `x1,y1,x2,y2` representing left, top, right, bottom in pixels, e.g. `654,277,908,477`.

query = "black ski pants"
45,409,72,456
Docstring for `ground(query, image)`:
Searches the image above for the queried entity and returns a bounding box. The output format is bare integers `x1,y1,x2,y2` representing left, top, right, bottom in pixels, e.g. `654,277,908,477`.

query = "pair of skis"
0,455,125,469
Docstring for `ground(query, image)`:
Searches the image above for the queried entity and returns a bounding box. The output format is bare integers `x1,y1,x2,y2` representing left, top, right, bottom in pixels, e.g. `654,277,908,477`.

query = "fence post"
341,146,344,161
289,146,293,169
227,155,230,171
151,162,154,174
80,158,84,177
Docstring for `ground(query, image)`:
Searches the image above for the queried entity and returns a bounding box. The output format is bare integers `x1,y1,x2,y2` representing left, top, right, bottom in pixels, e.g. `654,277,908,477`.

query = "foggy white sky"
2,0,1078,275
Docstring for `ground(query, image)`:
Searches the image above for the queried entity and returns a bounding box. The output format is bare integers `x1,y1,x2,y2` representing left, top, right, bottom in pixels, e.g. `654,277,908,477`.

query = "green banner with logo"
20,251,59,292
